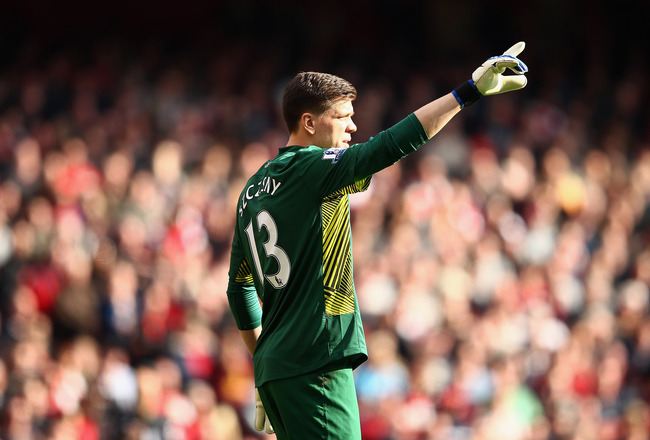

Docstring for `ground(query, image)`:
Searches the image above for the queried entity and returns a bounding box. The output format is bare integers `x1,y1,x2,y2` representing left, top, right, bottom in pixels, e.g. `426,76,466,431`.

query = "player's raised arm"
414,42,528,138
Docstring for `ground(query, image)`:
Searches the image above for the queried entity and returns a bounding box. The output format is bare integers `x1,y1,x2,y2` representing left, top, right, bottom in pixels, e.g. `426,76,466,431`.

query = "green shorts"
257,368,361,440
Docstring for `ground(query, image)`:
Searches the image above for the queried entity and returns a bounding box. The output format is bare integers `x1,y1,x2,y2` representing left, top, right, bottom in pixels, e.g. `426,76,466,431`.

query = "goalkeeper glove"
255,389,275,434
452,41,528,108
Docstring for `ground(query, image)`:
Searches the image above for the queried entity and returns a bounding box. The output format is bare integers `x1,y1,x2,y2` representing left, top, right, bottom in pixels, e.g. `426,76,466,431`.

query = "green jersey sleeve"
226,226,263,330
351,113,429,179
292,113,429,198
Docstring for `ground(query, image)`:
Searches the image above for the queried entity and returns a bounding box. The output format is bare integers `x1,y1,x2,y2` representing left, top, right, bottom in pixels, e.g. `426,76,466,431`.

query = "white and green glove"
255,389,275,434
452,41,528,108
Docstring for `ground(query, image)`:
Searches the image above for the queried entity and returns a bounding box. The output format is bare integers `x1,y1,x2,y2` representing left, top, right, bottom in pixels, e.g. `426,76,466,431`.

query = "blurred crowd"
1,3,650,439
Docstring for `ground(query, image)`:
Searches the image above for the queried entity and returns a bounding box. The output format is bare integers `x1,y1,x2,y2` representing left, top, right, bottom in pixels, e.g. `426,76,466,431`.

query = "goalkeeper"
226,42,528,439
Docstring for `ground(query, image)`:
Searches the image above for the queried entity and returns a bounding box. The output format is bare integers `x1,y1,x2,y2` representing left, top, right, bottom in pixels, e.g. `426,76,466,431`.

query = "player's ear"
302,113,316,135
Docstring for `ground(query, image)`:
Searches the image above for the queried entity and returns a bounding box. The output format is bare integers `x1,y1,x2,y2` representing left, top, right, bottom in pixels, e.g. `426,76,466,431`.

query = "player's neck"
286,133,310,148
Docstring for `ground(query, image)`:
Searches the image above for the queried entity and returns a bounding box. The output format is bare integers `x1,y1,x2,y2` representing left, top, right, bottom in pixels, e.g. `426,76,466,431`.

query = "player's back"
235,144,368,385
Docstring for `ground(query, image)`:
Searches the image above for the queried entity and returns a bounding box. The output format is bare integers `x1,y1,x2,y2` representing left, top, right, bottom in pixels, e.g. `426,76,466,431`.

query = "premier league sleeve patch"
322,148,346,164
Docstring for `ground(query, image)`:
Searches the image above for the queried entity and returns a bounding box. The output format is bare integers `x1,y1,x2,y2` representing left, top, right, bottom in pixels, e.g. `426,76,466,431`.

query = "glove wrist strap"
452,80,482,108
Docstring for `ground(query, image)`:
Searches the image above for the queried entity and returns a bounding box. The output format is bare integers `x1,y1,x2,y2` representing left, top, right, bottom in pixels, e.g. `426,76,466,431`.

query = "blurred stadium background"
1,1,650,439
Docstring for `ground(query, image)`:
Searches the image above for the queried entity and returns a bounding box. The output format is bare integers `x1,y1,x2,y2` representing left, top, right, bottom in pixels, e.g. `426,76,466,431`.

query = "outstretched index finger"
503,41,526,57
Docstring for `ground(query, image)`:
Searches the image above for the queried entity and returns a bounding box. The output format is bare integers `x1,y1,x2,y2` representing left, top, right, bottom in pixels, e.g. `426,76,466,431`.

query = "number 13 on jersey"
244,210,292,289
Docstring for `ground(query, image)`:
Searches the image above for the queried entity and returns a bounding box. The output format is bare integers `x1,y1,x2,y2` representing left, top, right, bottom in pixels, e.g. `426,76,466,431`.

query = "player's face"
313,99,356,149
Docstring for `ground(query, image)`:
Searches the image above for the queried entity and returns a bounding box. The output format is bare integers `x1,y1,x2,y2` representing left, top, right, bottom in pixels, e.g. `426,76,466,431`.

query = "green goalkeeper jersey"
227,113,428,387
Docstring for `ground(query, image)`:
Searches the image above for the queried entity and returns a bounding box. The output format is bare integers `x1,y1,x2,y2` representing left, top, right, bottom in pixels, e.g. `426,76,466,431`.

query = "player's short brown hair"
282,72,357,134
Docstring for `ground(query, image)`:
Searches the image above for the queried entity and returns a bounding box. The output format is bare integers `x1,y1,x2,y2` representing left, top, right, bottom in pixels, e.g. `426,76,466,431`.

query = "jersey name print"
239,175,282,217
